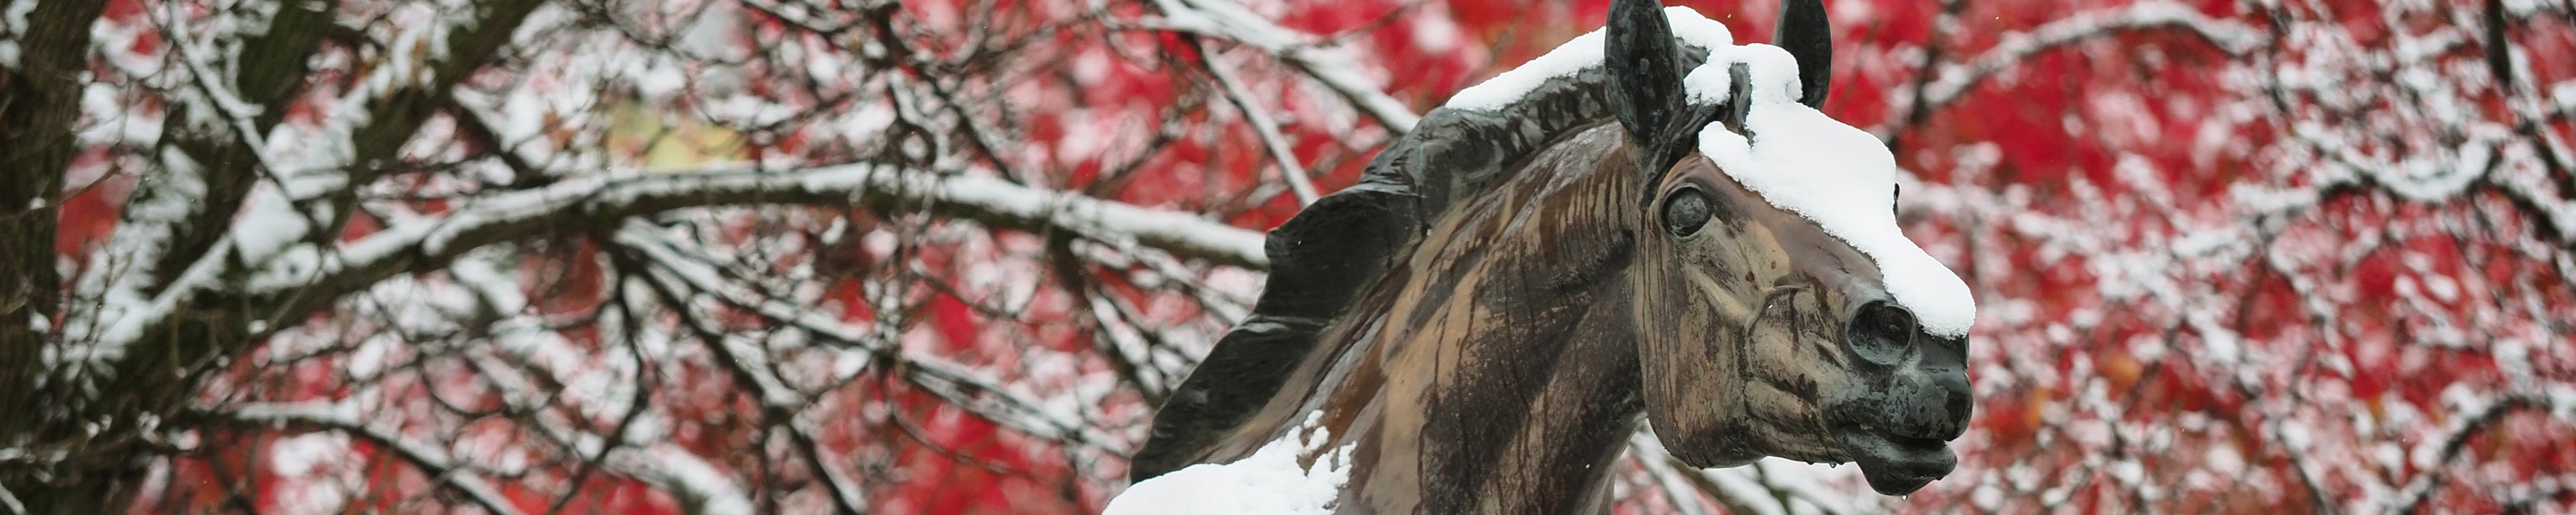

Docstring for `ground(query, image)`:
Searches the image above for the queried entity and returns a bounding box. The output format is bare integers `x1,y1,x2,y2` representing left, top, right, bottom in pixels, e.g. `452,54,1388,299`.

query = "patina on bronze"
1131,0,1974,512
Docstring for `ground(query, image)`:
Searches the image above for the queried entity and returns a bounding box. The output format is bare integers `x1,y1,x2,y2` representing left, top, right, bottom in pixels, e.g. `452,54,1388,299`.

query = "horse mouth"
1830,424,1958,495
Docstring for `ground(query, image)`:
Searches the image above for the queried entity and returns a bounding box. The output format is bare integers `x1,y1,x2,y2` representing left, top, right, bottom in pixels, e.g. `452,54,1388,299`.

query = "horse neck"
1289,123,1655,514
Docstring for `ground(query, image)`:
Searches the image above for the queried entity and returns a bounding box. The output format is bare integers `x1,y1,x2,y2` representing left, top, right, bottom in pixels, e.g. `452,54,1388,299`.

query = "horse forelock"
1364,46,1724,226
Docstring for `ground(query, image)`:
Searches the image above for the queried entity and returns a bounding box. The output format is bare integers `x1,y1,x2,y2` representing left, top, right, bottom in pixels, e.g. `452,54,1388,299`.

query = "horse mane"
1129,33,1734,480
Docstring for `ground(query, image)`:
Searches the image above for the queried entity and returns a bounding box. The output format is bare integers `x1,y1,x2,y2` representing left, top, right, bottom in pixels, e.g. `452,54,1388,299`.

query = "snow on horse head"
1131,0,1979,512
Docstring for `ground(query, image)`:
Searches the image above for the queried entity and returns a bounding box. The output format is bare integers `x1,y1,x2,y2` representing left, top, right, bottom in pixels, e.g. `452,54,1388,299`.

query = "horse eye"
1661,188,1713,236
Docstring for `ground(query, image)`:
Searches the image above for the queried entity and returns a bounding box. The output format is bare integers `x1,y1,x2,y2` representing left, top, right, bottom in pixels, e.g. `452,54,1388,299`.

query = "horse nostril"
1845,300,1916,367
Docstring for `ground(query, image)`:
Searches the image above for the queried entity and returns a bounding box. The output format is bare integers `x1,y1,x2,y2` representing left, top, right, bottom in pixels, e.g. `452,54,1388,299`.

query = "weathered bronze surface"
1132,0,1973,512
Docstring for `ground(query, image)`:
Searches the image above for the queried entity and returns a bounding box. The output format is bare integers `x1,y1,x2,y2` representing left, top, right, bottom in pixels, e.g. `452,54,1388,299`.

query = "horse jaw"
1631,155,1971,496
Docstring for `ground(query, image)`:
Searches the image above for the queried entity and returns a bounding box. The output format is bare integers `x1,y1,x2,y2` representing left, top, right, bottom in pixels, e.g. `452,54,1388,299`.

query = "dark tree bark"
0,0,112,512
0,2,541,512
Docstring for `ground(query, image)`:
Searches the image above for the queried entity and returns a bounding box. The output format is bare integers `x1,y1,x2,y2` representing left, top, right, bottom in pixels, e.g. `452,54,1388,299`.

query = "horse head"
1606,0,1978,496
1130,0,1978,506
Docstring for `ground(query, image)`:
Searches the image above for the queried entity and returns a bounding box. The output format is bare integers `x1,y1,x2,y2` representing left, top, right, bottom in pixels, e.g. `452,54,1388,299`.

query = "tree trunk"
0,0,112,510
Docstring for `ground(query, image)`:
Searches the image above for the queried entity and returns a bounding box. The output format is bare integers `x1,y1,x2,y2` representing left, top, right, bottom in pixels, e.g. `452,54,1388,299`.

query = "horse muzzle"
1827,300,1974,495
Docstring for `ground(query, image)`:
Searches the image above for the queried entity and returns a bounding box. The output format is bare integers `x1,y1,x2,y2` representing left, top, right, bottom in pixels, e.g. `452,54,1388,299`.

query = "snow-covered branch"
215,402,528,515
1912,1,2262,116
616,223,1138,453
2392,394,2552,513
1150,0,1421,133
1626,431,1868,515
604,445,757,515
32,0,2571,512
272,163,1264,314
426,253,761,515
1629,435,1739,515
52,161,1271,382
615,227,871,514
47,0,544,418
1193,38,1322,205
504,394,759,515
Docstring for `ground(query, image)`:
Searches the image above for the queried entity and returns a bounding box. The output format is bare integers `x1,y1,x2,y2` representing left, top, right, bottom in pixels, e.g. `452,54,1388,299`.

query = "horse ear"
1774,0,1833,109
1720,62,1755,137
1605,0,1687,155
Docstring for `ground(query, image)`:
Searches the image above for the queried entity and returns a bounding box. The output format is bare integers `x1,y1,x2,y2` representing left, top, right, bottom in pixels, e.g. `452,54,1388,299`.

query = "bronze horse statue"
1132,1,1977,512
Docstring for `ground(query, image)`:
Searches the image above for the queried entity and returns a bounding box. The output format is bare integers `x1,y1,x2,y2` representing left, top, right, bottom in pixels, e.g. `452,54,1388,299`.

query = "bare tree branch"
1191,38,1321,205
276,162,1265,312
0,0,112,485
1908,1,2263,125
1149,0,1421,133
619,239,868,515
2393,394,2548,514
613,223,1135,453
212,402,530,515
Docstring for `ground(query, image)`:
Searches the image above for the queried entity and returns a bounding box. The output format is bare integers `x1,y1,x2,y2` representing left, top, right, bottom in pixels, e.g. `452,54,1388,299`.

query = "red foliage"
66,0,2571,512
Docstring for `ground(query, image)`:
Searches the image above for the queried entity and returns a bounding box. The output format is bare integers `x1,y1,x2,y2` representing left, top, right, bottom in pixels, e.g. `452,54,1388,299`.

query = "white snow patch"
229,401,527,515
1152,0,1419,130
270,431,351,477
346,336,394,380
0,0,36,68
1431,7,1975,335
616,445,753,515
1408,13,1463,53
1106,412,1354,515
57,147,216,387
1691,44,1978,336
229,186,313,264
80,80,164,147
1444,7,1733,111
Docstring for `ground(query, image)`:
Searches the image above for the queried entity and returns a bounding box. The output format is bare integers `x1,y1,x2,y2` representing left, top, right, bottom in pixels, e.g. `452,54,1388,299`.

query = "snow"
54,147,215,394
228,402,529,515
314,162,1266,280
1629,431,1876,515
345,335,393,380
1106,412,1354,515
270,431,351,477
1152,0,1419,131
1408,13,1463,53
1430,6,1978,335
79,80,164,147
614,446,755,515
1917,1,2262,111
1742,459,1870,514
459,323,757,515
229,185,311,264
612,222,1132,451
1690,44,1979,337
1445,6,1734,111
0,0,34,68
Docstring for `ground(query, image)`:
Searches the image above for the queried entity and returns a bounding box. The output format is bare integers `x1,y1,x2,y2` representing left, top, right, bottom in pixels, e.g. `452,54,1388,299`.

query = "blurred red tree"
0,0,2568,513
